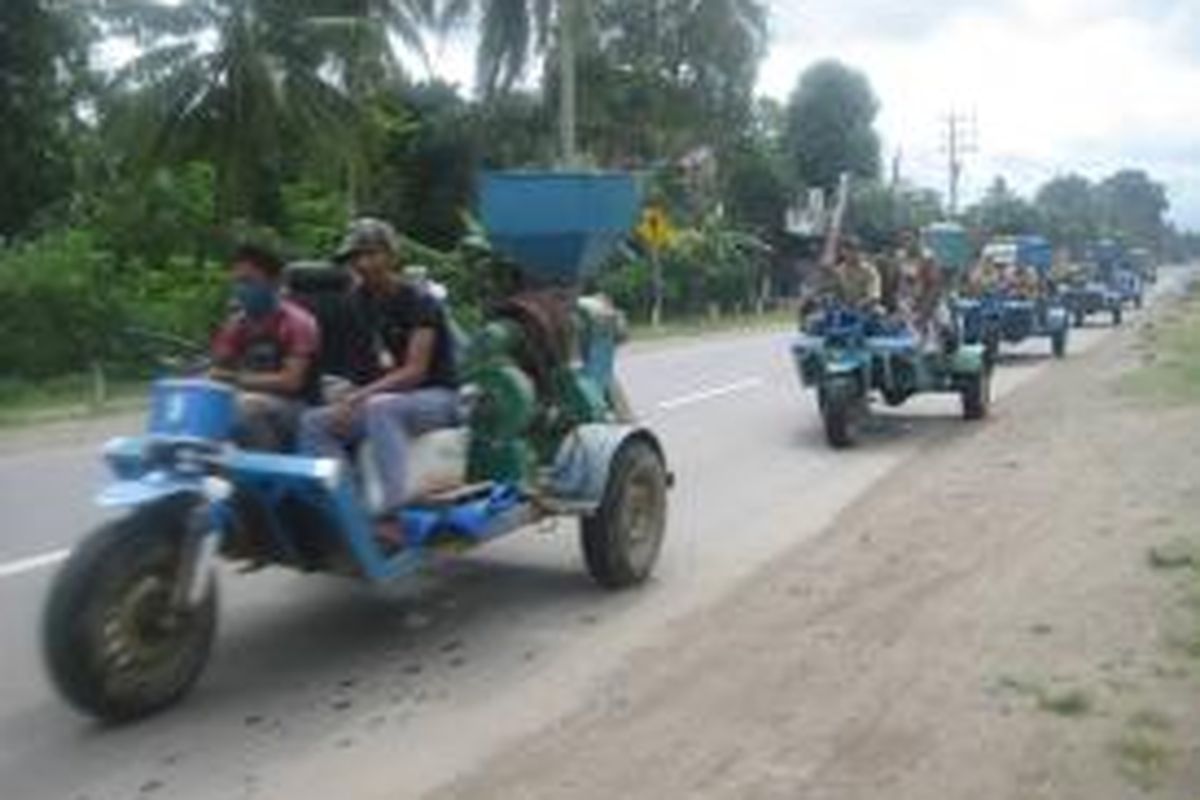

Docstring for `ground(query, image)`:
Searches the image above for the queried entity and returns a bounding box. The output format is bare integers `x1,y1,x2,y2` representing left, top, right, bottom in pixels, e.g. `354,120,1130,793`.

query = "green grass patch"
1148,539,1200,571
1122,287,1200,403
1036,687,1094,717
0,374,145,428
1128,709,1174,733
1112,729,1173,791
994,676,1094,718
628,308,793,343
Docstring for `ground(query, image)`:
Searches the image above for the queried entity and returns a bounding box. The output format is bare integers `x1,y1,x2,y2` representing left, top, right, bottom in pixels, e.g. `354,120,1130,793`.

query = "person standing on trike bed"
299,218,460,550
211,243,320,452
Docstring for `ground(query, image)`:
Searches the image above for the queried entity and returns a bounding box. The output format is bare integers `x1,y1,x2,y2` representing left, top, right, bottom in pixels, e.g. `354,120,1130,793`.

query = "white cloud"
761,0,1200,226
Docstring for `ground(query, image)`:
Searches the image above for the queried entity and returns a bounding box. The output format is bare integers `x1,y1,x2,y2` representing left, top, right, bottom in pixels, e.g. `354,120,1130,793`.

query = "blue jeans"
233,392,304,452
299,389,460,511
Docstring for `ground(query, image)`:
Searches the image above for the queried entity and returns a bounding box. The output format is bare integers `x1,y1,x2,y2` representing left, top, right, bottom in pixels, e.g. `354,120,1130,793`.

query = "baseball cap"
335,217,400,262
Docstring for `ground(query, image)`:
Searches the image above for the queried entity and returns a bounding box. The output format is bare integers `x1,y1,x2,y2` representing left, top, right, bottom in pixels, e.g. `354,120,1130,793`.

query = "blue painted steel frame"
100,436,536,585
791,323,983,400
956,295,1069,347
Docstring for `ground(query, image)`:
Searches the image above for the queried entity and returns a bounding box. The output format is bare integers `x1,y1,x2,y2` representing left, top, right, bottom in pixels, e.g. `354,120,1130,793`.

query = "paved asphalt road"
0,284,1175,800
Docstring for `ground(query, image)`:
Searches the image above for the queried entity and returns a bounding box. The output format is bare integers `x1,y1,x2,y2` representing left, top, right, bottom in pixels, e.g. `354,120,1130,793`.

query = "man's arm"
864,263,883,305
236,356,312,395
347,328,436,403
210,320,241,373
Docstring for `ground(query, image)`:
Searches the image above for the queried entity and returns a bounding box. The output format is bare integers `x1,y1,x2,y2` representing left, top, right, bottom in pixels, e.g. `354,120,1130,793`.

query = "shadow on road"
14,550,653,800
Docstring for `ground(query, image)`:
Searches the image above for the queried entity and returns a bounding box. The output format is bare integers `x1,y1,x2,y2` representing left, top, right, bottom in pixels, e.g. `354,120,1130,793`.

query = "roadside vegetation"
3,0,1200,420
1112,291,1200,791
1124,284,1200,403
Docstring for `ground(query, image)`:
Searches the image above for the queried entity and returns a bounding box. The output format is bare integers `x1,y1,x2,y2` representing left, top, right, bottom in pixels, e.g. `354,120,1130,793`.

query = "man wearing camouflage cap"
299,218,460,549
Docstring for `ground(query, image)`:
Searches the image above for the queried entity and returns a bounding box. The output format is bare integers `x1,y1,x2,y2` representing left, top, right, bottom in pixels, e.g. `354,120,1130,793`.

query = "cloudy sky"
757,0,1200,227
425,0,1199,227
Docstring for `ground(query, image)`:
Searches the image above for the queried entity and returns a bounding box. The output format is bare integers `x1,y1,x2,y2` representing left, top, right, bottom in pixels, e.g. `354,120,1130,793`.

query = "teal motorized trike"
1061,240,1132,327
1059,276,1124,327
791,303,991,448
42,172,672,722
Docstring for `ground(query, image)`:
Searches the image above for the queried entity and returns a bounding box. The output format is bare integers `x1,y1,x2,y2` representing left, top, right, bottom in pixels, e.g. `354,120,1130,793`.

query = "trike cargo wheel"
1073,310,1085,328
1052,329,1067,359
43,498,217,723
819,379,862,449
1112,307,1123,326
961,367,992,421
983,333,1001,368
581,439,668,590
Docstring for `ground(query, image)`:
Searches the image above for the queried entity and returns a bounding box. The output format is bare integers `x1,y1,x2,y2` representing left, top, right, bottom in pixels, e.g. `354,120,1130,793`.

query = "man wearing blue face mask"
211,244,320,451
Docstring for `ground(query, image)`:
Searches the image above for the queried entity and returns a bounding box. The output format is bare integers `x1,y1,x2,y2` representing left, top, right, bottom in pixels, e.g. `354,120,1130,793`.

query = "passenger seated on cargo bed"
805,237,882,312
900,254,954,354
298,219,460,551
211,244,319,452
964,258,1000,297
1014,265,1041,299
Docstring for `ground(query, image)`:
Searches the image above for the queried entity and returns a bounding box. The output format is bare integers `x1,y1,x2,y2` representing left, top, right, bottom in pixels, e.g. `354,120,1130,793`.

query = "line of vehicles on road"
791,224,1154,448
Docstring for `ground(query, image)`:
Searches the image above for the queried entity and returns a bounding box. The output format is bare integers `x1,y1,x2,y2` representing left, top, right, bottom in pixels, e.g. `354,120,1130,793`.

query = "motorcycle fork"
172,487,232,611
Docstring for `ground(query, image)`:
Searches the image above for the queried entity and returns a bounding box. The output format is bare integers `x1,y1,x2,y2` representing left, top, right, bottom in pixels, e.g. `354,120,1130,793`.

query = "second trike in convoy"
791,303,991,448
956,236,1071,362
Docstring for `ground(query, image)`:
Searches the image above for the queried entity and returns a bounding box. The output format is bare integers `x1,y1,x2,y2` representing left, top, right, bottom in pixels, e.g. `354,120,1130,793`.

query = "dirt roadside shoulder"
428,297,1200,799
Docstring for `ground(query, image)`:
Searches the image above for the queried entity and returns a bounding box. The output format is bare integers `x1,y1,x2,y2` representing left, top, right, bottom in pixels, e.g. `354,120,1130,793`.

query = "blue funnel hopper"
479,171,640,285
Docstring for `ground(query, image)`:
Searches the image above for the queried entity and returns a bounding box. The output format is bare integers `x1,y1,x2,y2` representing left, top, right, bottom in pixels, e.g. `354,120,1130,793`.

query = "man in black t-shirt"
298,219,460,548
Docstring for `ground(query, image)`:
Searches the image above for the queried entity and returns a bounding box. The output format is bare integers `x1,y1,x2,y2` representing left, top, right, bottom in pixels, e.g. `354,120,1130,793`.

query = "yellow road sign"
637,206,675,252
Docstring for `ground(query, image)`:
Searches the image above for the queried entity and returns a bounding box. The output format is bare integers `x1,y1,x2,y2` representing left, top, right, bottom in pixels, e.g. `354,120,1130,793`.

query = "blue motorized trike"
42,173,671,722
955,236,1070,362
956,293,1070,362
1059,278,1124,327
1062,239,1141,327
791,304,990,448
1111,267,1145,310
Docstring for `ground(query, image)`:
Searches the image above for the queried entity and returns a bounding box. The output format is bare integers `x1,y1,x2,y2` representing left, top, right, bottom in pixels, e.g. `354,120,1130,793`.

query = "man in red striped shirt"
211,244,319,451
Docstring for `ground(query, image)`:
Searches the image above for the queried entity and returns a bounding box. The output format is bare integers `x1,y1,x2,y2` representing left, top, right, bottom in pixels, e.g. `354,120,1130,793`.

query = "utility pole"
558,0,579,167
941,110,978,217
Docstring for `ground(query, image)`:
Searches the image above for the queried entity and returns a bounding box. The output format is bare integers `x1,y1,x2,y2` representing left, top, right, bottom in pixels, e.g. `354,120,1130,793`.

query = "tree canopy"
0,0,1194,386
0,0,89,237
782,60,882,194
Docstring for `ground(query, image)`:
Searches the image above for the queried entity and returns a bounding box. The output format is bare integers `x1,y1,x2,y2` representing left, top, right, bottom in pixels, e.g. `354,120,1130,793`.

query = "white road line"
657,377,765,411
0,549,70,580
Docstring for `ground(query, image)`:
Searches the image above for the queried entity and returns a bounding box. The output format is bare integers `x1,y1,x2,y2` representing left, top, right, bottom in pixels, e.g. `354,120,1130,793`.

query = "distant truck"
980,235,1053,272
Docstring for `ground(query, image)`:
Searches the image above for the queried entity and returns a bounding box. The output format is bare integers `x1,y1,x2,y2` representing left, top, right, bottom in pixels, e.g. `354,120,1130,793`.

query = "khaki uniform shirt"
831,259,882,308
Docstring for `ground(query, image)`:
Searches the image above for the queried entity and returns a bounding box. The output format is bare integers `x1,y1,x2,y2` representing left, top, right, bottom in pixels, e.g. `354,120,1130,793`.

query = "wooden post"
89,359,108,413
650,250,663,329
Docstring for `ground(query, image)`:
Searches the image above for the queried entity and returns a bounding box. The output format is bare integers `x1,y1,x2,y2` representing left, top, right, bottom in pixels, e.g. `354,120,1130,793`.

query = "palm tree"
101,0,435,223
445,0,767,165
436,0,553,95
